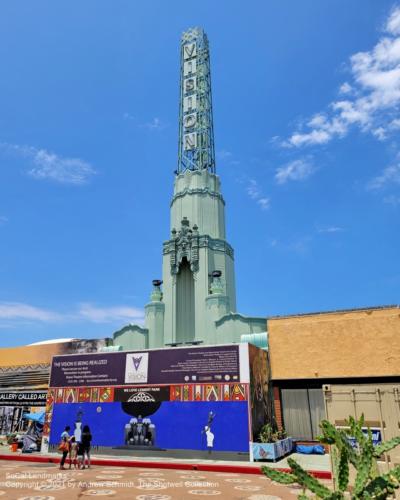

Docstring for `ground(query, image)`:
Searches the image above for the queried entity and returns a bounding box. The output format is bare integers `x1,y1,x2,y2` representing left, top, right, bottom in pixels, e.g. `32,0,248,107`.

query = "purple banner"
49,344,241,388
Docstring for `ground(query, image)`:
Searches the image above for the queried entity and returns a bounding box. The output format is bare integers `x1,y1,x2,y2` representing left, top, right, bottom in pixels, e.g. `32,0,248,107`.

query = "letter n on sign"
184,133,197,150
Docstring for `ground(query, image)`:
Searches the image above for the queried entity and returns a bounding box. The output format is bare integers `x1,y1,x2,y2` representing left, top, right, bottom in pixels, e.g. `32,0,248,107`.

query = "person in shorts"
80,425,92,469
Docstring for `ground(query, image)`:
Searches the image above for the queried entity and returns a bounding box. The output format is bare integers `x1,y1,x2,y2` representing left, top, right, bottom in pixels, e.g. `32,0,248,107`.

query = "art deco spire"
177,27,215,174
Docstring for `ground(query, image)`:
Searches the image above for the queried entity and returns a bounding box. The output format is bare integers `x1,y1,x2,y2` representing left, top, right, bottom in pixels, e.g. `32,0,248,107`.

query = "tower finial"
177,28,215,174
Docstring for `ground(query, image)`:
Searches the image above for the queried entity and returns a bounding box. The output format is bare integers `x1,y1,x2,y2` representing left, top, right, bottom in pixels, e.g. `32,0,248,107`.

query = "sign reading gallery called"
0,391,47,407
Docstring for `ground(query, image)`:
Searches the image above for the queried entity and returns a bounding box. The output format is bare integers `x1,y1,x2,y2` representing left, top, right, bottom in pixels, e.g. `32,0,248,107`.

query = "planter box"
251,437,293,461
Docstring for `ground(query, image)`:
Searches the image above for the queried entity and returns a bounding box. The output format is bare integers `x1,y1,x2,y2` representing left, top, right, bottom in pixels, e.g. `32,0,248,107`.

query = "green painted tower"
113,28,266,350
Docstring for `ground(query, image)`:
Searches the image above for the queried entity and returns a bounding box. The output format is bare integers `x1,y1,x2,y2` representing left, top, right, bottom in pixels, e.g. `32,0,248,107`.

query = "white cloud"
317,226,344,234
372,126,387,140
268,236,312,255
275,157,315,184
141,117,167,131
245,179,270,210
123,112,135,120
0,143,96,185
247,179,261,199
0,302,62,322
384,194,400,205
217,149,240,166
124,113,167,131
257,198,270,210
77,303,145,324
0,301,145,325
217,149,233,160
387,5,400,35
339,82,353,94
367,161,400,190
283,5,400,147
29,150,95,184
390,118,400,128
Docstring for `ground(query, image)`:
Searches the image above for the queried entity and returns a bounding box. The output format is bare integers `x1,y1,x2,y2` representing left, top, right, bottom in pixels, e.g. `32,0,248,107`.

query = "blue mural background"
50,401,249,452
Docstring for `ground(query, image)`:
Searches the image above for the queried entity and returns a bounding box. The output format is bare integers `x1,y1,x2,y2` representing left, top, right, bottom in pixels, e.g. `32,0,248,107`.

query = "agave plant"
262,415,400,499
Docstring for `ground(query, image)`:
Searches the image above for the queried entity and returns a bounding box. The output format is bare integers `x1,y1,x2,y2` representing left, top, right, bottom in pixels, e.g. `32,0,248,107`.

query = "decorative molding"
163,235,234,260
205,294,230,310
145,302,165,313
171,187,225,206
215,312,266,328
113,324,148,339
168,217,200,274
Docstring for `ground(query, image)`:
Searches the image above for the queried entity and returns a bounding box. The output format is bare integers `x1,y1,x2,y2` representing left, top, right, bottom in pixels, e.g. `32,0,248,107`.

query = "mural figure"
74,408,83,443
204,426,214,454
202,411,216,454
124,415,156,446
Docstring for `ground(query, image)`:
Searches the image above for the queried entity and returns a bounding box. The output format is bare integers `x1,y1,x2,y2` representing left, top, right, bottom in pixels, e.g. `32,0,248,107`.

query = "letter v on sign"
184,42,196,60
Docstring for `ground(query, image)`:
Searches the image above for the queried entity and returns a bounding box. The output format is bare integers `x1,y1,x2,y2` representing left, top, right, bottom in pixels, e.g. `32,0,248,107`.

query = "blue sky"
0,1,399,347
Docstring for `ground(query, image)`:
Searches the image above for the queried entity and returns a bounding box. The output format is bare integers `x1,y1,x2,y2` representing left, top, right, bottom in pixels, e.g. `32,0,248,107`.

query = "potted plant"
251,424,293,462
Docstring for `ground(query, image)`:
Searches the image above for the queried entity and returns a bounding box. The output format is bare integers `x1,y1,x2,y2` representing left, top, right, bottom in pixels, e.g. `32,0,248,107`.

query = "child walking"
69,437,78,469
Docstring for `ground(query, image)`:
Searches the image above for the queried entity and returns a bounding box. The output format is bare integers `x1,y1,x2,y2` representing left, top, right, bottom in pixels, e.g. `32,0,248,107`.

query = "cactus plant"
374,436,400,456
262,414,400,499
337,447,349,492
260,466,296,484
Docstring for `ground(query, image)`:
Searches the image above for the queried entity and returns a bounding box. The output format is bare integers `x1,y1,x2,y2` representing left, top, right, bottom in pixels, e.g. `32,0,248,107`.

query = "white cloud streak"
339,82,353,95
257,198,270,210
384,194,400,205
247,179,261,200
78,303,145,324
0,301,145,325
123,112,135,121
217,150,233,160
141,117,167,131
216,149,240,166
275,157,315,184
0,143,96,185
317,226,345,234
282,5,400,148
0,302,62,322
367,161,400,190
246,179,270,210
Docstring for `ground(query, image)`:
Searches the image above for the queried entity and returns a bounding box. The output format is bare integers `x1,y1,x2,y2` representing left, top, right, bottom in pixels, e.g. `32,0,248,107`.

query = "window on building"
281,388,325,440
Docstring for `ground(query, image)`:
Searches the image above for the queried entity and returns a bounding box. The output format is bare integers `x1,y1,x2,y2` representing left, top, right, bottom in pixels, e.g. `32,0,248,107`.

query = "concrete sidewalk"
0,446,332,478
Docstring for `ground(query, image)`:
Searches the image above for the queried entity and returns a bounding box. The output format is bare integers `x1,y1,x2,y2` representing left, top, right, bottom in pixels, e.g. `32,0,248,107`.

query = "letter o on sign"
184,114,197,129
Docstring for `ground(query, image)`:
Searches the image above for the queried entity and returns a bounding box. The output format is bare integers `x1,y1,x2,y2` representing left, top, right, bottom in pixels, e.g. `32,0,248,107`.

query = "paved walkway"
0,447,332,478
0,458,310,499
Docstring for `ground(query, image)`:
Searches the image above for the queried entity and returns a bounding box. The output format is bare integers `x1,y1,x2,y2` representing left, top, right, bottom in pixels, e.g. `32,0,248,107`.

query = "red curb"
0,453,331,479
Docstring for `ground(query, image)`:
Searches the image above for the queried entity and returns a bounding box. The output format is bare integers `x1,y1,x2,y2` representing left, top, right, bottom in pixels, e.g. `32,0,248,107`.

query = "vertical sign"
177,28,216,173
183,40,197,151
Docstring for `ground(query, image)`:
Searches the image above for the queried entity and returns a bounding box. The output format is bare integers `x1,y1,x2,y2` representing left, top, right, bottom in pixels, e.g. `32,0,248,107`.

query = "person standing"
80,425,92,469
77,440,84,470
59,425,71,470
69,437,78,469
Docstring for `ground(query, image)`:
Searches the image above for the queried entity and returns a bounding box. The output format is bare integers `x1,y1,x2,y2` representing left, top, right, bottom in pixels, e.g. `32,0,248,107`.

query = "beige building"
267,305,400,459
